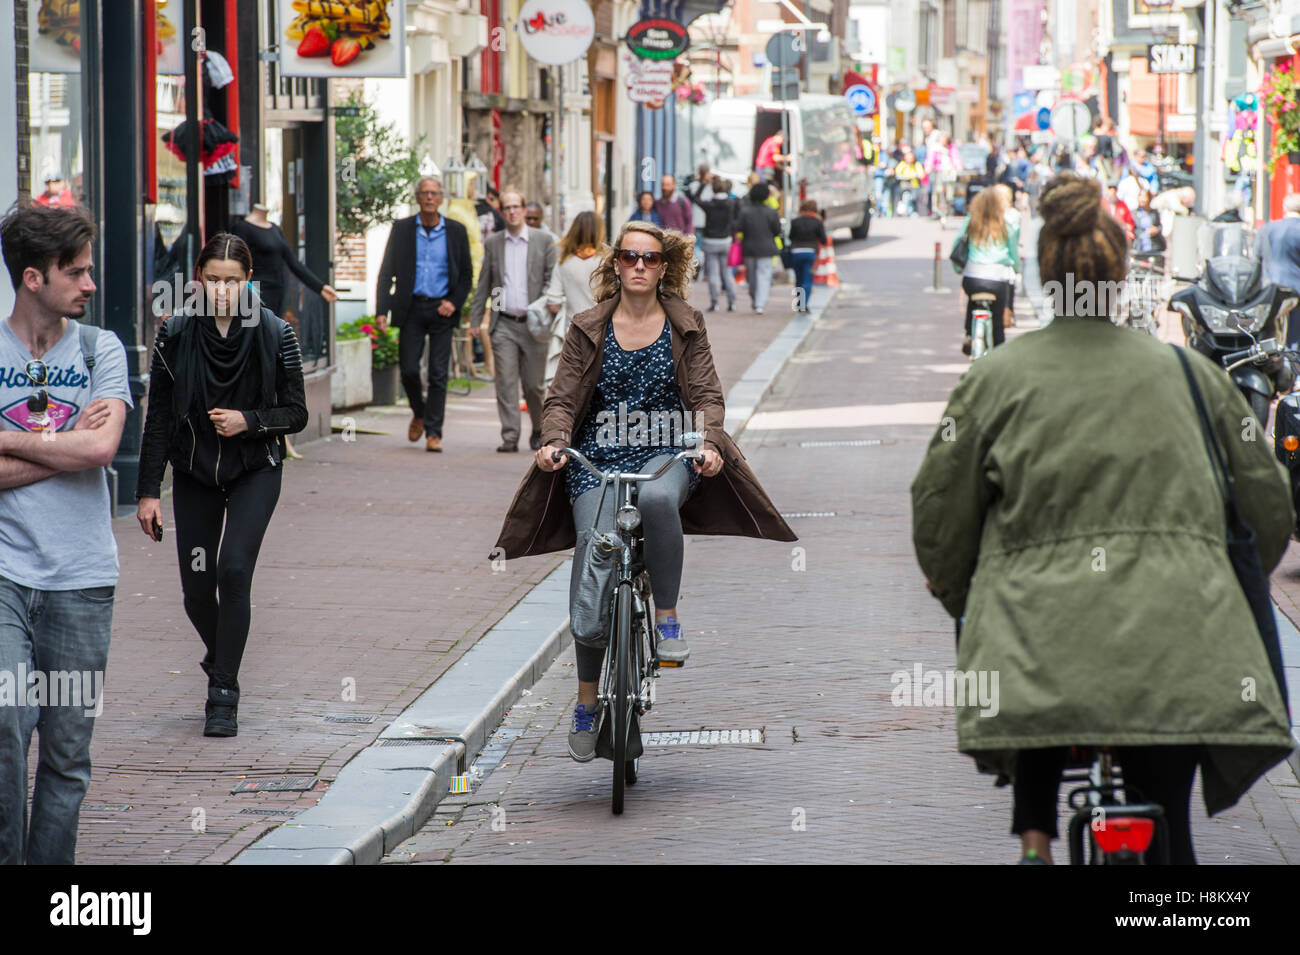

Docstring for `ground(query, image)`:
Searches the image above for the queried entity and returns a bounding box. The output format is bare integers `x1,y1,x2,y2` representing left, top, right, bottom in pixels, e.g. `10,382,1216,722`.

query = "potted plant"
340,317,400,405
332,320,373,409
1260,63,1300,172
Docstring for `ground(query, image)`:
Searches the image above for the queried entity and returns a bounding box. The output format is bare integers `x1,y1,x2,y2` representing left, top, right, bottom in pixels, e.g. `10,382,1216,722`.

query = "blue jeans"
791,248,817,310
0,576,114,864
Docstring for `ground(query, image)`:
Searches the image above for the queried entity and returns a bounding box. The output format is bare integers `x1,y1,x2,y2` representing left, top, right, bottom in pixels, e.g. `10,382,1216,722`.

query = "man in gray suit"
470,190,557,452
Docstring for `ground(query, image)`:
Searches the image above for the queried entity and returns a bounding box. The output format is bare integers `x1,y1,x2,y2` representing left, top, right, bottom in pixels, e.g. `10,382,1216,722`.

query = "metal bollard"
923,240,952,294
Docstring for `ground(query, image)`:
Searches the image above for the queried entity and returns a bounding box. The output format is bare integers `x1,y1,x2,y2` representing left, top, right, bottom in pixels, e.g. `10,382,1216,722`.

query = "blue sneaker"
655,617,690,664
567,702,601,762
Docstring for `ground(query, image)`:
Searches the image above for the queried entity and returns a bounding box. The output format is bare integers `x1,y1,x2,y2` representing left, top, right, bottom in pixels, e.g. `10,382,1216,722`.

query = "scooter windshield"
1200,223,1262,307
1207,223,1252,259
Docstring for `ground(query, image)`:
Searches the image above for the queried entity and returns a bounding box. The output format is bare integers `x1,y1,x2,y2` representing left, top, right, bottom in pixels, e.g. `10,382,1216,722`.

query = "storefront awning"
1126,102,1194,140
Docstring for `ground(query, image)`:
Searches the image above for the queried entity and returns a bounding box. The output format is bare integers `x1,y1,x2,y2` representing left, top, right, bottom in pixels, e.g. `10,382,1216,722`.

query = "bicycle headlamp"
616,505,642,533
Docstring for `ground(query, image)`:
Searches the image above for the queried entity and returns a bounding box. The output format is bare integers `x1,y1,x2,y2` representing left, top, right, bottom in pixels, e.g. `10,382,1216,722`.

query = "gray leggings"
571,452,692,682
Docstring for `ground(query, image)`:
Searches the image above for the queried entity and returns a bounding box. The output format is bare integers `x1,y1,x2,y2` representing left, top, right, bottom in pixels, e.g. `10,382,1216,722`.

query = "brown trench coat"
493,293,797,558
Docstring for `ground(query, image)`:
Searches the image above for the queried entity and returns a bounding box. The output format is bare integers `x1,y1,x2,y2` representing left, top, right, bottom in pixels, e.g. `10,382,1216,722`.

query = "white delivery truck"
680,94,873,238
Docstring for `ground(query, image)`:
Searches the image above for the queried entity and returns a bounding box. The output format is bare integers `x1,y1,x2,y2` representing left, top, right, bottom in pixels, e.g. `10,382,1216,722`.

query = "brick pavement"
42,278,787,864
386,218,1300,865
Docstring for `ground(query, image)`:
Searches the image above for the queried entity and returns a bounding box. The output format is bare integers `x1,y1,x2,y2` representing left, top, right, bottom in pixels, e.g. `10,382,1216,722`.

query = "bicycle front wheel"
611,581,633,814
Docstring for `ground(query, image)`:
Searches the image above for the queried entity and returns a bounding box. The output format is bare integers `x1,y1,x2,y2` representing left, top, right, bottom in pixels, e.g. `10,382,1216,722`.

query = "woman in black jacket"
787,199,828,313
689,176,739,312
135,233,308,737
734,183,783,313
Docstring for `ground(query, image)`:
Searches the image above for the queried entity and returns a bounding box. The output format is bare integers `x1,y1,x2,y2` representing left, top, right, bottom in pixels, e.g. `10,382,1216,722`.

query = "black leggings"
172,467,282,681
1011,745,1199,864
962,276,1011,347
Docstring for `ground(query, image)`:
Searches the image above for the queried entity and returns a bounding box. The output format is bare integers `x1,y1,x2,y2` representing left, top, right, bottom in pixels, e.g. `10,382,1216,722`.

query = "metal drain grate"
798,439,883,448
377,737,455,747
780,511,837,519
238,807,298,816
232,776,317,794
642,729,765,746
323,714,377,723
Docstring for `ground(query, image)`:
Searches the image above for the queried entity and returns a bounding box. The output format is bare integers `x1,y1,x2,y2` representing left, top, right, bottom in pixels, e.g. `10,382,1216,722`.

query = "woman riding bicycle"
493,222,795,762
912,174,1295,864
953,187,1019,355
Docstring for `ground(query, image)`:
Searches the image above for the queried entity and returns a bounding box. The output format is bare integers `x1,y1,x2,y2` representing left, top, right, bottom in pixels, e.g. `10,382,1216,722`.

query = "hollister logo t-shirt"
0,318,133,590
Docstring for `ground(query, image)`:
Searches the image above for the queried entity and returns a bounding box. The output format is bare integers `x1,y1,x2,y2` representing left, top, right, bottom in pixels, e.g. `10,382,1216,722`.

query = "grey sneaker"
567,702,602,762
655,617,690,664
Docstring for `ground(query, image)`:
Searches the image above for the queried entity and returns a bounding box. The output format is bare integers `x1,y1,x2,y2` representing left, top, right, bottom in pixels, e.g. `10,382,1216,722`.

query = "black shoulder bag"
1173,346,1291,716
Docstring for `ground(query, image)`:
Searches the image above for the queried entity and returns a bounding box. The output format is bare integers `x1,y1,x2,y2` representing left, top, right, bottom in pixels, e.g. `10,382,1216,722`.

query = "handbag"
1173,347,1291,716
727,239,743,268
569,473,621,647
950,232,970,273
525,295,556,343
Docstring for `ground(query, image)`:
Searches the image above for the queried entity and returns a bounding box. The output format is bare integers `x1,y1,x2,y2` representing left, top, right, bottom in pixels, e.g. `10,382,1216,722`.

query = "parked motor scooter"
1167,223,1300,425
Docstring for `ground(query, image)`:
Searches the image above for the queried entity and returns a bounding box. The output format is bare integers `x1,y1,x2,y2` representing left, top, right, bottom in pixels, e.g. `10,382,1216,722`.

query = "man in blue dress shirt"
376,177,472,452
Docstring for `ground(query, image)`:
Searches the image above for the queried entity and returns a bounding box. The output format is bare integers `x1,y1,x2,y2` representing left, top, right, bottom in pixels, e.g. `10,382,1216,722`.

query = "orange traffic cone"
813,238,840,287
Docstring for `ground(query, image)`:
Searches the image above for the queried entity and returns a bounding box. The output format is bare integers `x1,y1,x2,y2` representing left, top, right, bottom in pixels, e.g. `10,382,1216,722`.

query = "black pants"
398,298,457,438
173,467,282,680
962,276,1011,348
1011,745,1199,864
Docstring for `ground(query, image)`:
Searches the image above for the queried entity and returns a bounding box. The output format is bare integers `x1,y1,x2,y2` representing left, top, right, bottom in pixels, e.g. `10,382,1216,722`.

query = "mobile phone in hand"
152,518,164,542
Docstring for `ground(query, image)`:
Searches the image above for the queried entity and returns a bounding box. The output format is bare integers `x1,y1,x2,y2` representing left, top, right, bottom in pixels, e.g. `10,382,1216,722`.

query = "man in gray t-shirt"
0,204,130,864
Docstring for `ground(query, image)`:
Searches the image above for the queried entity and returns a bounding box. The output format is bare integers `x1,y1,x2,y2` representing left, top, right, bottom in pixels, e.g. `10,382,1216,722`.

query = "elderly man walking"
1255,194,1300,347
470,189,556,452
375,177,472,452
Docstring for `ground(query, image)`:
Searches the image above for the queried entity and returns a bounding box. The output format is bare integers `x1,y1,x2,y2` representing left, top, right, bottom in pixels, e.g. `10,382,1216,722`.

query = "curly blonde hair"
590,221,696,303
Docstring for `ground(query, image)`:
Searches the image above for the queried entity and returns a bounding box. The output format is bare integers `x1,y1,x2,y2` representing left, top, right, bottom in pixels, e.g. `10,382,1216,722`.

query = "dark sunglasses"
615,249,664,268
25,360,48,415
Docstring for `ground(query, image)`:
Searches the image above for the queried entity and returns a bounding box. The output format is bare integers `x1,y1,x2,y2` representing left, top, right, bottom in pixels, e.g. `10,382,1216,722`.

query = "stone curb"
1271,603,1300,784
231,282,840,865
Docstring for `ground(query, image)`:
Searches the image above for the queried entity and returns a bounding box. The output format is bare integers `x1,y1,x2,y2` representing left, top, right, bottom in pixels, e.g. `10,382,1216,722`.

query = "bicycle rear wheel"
971,313,991,359
611,581,633,814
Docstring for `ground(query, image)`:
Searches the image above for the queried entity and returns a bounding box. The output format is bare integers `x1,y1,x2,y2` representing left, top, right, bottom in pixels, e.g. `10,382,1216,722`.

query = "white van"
679,94,873,238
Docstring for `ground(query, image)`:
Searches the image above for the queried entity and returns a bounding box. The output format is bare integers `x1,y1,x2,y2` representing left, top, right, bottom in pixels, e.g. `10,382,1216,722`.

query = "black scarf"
171,305,278,432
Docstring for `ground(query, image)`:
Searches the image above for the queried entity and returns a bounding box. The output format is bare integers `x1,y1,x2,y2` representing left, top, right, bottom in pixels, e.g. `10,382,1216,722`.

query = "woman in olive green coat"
911,175,1295,864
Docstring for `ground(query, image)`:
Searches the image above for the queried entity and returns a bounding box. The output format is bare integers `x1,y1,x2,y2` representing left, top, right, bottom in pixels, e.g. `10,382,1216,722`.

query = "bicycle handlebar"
552,445,703,482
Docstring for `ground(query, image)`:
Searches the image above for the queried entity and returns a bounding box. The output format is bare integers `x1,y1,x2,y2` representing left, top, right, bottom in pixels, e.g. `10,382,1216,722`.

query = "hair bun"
1038,174,1103,238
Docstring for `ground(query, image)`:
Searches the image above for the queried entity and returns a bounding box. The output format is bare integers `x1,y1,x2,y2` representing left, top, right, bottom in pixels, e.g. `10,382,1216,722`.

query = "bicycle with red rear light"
1064,747,1169,865
553,438,704,815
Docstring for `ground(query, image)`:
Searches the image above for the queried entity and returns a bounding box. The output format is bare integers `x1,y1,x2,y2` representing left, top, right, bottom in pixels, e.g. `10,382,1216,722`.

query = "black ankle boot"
204,673,240,737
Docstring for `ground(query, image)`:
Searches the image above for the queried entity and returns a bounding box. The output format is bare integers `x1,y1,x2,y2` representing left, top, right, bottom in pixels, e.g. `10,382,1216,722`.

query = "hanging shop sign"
278,0,406,77
517,0,596,65
1147,43,1197,75
626,18,689,60
928,85,956,115
624,54,676,108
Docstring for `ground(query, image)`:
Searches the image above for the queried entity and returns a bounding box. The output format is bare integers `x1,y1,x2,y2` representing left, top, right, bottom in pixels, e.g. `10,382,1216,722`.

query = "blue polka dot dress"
566,317,702,502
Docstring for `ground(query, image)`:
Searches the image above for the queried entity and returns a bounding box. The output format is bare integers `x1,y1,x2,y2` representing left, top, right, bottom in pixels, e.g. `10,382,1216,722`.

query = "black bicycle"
556,443,703,814
1064,747,1169,865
